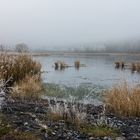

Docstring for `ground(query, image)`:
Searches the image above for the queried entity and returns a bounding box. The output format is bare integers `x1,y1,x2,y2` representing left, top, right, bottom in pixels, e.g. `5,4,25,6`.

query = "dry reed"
74,60,80,69
105,82,140,117
131,62,140,72
12,75,42,100
54,61,68,70
114,61,124,69
0,53,41,86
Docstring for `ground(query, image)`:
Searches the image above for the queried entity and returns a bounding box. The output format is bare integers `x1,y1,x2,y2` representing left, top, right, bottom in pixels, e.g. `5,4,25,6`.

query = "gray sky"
0,0,140,49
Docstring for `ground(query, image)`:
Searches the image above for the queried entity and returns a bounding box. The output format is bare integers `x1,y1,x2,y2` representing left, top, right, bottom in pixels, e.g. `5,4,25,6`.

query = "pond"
35,54,140,104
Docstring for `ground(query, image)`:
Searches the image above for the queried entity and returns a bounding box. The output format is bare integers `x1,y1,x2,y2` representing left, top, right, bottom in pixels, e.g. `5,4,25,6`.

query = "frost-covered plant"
0,53,41,86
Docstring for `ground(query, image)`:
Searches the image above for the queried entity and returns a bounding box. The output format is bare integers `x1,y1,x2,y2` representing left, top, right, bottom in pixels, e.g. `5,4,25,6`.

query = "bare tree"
15,43,29,53
0,44,5,52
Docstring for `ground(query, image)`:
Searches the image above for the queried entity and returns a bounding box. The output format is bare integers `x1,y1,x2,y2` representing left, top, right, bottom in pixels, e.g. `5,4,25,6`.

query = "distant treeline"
104,41,140,53
73,40,140,53
0,43,30,53
1,40,140,53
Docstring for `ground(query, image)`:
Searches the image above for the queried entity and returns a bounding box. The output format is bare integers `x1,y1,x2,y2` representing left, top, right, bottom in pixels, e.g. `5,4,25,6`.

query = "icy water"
35,54,140,104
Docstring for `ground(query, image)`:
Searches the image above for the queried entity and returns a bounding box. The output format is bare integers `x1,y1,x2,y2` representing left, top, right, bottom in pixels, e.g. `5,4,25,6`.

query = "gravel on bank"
0,97,140,140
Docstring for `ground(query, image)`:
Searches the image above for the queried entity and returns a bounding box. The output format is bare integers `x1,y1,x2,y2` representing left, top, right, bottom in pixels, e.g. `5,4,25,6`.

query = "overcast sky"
0,0,140,49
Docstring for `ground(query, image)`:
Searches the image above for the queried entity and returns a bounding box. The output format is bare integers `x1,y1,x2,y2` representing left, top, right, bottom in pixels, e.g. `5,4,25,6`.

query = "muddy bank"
0,97,140,140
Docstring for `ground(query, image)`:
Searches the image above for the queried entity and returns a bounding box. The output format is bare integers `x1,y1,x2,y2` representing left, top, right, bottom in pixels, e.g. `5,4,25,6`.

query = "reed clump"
54,61,68,70
114,61,124,69
130,62,140,72
12,75,42,100
131,62,136,72
105,82,140,117
74,60,80,69
135,62,140,72
60,61,66,70
0,53,41,86
54,62,59,70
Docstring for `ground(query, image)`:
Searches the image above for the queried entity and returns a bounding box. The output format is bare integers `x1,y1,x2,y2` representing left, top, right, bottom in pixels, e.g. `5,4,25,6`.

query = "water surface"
36,54,140,86
35,54,140,103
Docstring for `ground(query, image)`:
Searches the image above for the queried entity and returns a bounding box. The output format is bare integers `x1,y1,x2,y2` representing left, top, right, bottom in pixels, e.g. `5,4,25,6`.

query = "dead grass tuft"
0,53,41,86
74,60,80,69
12,75,42,100
104,82,140,117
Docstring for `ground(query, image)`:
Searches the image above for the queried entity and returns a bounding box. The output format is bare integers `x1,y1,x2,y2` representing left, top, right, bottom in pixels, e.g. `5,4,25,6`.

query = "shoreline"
33,52,140,57
0,51,140,139
1,97,140,140
2,51,140,57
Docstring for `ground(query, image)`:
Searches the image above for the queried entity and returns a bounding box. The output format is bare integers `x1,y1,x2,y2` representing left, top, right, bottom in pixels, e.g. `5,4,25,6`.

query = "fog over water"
0,0,140,50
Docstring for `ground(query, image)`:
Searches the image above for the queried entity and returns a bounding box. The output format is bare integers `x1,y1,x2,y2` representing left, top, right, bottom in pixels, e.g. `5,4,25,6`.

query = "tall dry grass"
12,75,42,100
0,53,41,86
105,82,140,117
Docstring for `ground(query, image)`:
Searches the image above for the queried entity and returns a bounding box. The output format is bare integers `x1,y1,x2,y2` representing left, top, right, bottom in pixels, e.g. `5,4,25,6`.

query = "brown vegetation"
74,60,80,69
54,61,68,70
0,53,41,86
0,52,42,99
114,61,125,69
131,62,140,72
105,82,140,117
12,75,43,100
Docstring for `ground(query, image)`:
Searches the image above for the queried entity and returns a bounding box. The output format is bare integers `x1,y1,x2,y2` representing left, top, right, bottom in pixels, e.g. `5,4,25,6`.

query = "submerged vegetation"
54,61,68,70
114,60,140,73
114,61,125,69
54,60,86,71
44,83,104,102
